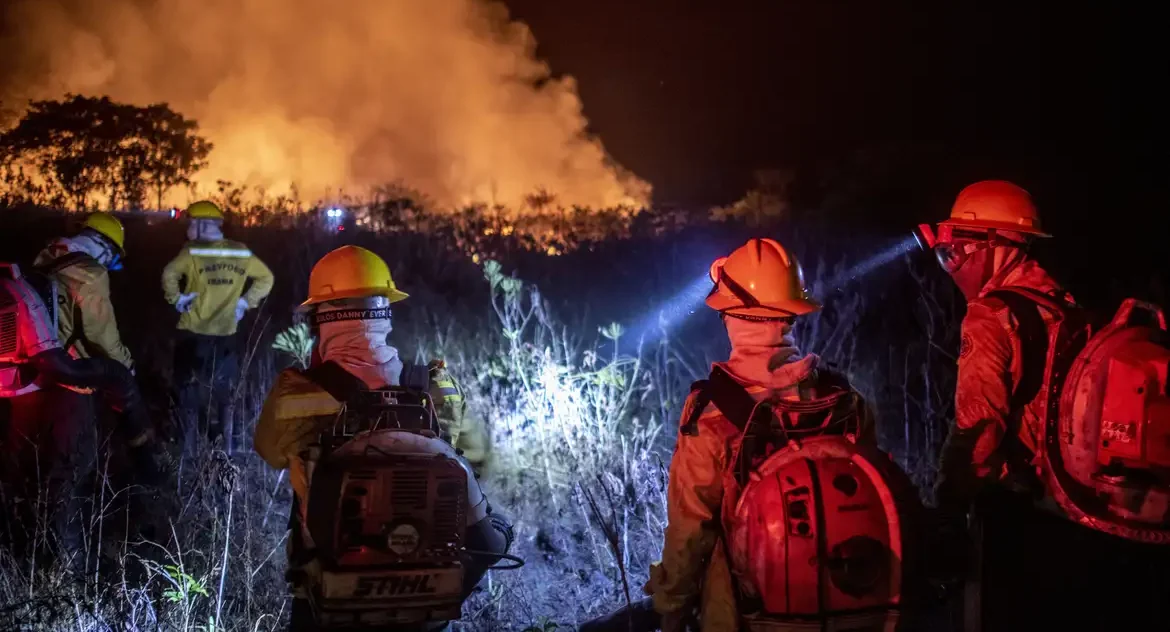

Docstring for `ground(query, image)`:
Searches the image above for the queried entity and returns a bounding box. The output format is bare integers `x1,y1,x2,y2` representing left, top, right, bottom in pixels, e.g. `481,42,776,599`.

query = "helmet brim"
939,217,1051,238
706,293,821,317
299,286,409,311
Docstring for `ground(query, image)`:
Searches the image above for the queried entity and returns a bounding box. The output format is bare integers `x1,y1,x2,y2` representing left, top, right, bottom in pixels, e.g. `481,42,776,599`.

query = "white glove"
175,292,199,313
235,297,249,323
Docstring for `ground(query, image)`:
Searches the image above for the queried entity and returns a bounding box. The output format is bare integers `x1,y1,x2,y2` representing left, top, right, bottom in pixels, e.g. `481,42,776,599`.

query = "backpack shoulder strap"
303,361,368,405
400,362,430,392
679,379,711,437
706,365,767,431
983,288,1052,411
704,365,776,487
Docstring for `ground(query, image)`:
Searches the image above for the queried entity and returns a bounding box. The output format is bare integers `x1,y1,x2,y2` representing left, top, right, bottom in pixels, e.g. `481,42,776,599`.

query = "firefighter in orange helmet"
915,180,1089,629
916,181,1070,527
637,238,875,632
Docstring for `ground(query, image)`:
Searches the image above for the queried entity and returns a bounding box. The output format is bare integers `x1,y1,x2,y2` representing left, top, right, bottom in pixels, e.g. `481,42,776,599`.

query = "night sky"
507,3,1163,221
504,0,1166,293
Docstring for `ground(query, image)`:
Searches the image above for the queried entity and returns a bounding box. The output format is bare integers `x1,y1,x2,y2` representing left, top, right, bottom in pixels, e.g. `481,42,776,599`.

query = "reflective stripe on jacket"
162,239,274,336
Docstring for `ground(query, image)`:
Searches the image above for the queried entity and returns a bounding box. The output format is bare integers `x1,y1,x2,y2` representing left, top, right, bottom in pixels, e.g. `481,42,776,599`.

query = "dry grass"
0,206,962,631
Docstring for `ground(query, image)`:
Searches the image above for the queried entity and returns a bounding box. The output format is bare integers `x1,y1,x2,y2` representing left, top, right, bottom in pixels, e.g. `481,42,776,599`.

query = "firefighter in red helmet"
637,238,877,632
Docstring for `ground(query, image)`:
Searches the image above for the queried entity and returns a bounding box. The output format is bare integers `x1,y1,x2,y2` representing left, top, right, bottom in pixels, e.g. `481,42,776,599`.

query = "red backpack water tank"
724,436,921,631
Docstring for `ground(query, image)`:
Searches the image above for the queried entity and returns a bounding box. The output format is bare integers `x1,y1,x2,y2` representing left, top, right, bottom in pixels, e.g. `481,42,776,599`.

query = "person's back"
253,246,512,631
32,212,134,369
639,239,916,632
917,180,1170,631
163,201,274,456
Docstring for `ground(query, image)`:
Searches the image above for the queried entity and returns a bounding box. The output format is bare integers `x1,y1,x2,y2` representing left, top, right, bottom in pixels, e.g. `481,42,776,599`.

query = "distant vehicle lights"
326,208,345,218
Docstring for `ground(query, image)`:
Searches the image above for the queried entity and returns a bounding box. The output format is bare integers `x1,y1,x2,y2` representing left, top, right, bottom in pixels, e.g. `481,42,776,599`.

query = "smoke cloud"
0,0,650,209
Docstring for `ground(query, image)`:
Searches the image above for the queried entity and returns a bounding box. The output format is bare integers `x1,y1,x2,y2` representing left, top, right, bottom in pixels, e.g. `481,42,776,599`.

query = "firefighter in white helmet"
636,238,875,632
162,201,274,456
253,246,507,619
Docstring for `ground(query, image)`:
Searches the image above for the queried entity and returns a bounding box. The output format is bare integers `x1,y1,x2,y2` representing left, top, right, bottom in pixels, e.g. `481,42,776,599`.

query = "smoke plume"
0,0,650,209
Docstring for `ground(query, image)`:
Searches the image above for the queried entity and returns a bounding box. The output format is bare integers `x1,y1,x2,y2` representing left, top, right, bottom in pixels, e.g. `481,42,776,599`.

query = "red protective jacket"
935,259,1073,509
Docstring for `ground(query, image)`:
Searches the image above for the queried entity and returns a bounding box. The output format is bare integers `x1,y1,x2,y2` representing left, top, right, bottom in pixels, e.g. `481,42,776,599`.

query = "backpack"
291,361,479,628
987,287,1170,543
683,366,922,628
1,262,58,338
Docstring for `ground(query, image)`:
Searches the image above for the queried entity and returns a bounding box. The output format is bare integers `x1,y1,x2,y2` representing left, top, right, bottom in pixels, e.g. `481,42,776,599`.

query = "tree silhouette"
0,95,211,211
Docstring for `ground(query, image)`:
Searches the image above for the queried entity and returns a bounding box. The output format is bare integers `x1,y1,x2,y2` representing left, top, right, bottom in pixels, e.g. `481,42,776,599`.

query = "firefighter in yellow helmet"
252,246,506,623
26,213,159,523
254,245,489,475
162,200,274,455
33,212,134,369
633,238,875,632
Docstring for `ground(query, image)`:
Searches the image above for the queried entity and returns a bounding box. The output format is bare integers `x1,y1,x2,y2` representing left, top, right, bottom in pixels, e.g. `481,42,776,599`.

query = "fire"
0,0,651,211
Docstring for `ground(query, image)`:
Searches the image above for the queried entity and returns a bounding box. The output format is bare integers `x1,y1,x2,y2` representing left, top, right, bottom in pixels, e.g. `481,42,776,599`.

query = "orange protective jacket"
646,356,875,632
934,259,1072,509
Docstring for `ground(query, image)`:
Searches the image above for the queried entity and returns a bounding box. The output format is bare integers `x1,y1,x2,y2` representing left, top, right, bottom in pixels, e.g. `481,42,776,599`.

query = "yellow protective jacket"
33,243,133,369
647,359,875,632
161,239,274,336
935,259,1071,507
253,359,488,508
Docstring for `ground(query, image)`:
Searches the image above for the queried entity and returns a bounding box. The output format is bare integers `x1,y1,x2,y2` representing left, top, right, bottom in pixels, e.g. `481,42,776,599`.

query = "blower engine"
1043,299,1170,543
291,386,490,630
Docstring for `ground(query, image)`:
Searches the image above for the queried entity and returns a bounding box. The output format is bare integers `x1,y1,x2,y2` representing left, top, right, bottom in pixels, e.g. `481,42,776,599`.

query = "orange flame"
0,0,651,210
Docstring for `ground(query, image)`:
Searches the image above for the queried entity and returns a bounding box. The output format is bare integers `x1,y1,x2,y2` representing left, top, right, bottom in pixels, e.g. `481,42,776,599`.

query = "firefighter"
637,238,876,632
919,180,1170,631
33,212,134,369
1,264,161,571
251,245,506,614
162,200,274,455
923,181,1068,541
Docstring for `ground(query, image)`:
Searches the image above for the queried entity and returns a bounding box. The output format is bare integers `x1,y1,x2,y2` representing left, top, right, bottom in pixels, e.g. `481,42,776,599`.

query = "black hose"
462,549,525,570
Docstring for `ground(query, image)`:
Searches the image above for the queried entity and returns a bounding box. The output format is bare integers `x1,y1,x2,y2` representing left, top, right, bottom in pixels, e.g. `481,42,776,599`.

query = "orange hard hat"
940,180,1050,237
706,238,821,318
300,245,409,308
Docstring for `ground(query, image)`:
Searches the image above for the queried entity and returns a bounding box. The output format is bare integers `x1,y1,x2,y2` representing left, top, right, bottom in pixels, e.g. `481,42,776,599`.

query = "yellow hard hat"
82,212,126,253
940,180,1050,237
185,200,225,221
301,245,409,308
706,238,820,318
